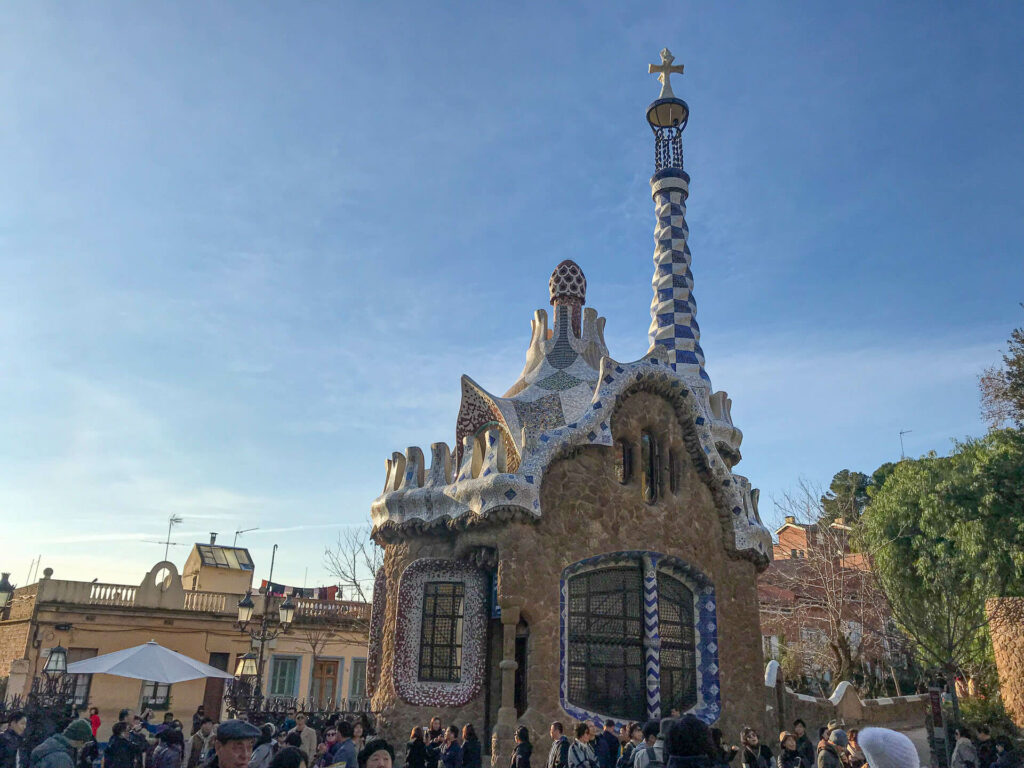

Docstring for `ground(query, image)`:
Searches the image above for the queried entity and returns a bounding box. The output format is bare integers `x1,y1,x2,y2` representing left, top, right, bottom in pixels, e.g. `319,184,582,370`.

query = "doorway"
203,653,230,720
310,659,340,708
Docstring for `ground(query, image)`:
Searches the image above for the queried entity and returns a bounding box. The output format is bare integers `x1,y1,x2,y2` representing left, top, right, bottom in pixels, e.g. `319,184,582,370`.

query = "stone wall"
988,598,1024,728
372,390,768,759
764,662,928,735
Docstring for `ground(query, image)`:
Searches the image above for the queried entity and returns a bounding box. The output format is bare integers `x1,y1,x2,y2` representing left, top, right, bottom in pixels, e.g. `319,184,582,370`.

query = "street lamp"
43,645,68,679
0,572,13,610
227,544,295,716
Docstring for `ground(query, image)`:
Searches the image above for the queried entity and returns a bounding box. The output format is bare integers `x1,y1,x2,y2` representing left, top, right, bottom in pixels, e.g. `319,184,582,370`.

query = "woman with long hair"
510,727,531,768
461,726,481,768
406,728,428,768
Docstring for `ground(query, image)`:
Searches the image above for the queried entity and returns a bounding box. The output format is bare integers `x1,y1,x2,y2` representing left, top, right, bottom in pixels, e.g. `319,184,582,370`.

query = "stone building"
367,51,773,758
0,546,369,740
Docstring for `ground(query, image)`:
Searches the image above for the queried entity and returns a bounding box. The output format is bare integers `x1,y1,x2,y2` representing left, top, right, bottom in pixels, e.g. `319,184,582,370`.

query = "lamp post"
228,545,295,715
0,572,13,620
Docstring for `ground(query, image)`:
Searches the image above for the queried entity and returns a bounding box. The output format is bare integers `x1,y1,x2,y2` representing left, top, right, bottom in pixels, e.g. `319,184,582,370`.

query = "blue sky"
1,2,1021,590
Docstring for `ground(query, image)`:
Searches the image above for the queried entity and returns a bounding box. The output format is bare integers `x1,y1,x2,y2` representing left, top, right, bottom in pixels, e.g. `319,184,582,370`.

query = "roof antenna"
234,527,259,546
899,429,913,460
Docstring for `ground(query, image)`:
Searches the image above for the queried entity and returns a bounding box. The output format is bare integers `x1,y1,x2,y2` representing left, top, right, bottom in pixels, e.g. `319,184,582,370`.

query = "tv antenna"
899,429,913,460
154,515,184,561
234,527,259,546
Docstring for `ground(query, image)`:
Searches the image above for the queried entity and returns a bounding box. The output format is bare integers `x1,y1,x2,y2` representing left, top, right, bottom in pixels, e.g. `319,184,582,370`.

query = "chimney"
784,515,795,525
209,533,218,545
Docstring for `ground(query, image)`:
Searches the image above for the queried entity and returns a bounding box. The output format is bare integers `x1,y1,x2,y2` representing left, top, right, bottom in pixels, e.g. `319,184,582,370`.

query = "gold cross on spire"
649,48,684,99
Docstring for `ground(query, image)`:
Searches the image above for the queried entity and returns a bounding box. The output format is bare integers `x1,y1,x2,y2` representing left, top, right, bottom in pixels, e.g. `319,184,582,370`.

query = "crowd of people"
1,707,1021,768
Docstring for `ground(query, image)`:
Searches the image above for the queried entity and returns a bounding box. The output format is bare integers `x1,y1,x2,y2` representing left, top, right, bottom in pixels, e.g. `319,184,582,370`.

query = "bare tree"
323,525,381,607
763,482,906,694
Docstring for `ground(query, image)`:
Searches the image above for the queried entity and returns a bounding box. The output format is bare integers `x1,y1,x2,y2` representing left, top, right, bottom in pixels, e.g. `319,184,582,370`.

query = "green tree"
980,312,1024,429
857,430,1024,721
820,469,871,522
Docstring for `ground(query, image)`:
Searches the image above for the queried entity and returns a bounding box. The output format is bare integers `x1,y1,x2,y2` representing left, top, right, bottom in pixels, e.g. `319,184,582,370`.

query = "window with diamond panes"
566,565,645,721
419,582,465,682
657,569,698,714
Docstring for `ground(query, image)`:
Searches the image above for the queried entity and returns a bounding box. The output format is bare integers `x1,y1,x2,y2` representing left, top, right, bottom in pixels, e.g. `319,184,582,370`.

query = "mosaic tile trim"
454,376,520,473
393,558,488,707
647,178,710,383
366,567,387,698
372,352,772,566
559,551,720,725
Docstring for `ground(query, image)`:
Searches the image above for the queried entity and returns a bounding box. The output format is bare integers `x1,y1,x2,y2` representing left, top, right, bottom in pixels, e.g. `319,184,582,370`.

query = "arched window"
566,564,645,720
615,439,633,485
641,431,660,503
562,555,705,722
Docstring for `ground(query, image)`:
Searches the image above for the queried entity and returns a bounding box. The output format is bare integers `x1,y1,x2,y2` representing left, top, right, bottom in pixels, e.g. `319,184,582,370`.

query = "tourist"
461,726,481,768
710,730,737,767
664,716,715,768
288,716,318,768
129,717,153,768
358,740,394,768
547,724,569,768
153,729,184,768
632,722,663,768
250,725,278,768
0,711,27,768
103,723,136,768
405,730,427,768
775,734,802,768
856,729,919,768
30,720,93,768
618,724,643,768
789,724,812,768
739,729,771,768
206,721,263,768
315,726,340,768
993,737,1020,768
977,727,995,768
428,727,462,768
952,728,979,768
596,724,620,768
352,725,366,756
327,722,357,768
192,709,206,738
815,731,845,768
88,709,102,740
844,731,863,768
188,720,216,768
569,724,597,768
269,749,307,768
511,727,533,768
424,720,444,768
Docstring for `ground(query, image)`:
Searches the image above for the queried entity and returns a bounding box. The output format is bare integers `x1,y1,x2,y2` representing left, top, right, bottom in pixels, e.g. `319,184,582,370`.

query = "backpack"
634,746,662,768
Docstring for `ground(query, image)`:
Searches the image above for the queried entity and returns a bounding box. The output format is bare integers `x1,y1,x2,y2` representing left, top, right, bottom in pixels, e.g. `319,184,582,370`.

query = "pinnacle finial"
649,48,684,99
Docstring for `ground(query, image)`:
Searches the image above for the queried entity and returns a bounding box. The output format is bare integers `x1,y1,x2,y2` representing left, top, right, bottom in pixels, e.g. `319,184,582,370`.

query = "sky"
1,2,1021,591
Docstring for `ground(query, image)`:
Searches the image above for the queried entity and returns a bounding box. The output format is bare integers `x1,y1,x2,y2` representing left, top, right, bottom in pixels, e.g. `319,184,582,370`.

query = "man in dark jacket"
548,724,569,768
202,720,261,768
30,720,92,768
0,712,27,768
792,722,814,768
595,724,620,768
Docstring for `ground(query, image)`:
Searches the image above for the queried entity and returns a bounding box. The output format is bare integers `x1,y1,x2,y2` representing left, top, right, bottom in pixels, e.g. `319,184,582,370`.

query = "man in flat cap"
204,720,261,768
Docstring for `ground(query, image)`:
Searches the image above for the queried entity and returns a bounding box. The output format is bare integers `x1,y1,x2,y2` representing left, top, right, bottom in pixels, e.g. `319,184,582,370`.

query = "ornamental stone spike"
645,48,709,384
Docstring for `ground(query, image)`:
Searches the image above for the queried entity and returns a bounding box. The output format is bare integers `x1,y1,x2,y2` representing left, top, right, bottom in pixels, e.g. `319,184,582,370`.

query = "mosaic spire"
645,49,709,383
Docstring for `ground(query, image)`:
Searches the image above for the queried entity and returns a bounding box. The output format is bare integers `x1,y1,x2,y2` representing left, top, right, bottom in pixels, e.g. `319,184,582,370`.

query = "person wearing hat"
816,731,846,768
358,740,394,768
205,720,262,768
29,719,93,768
856,728,919,768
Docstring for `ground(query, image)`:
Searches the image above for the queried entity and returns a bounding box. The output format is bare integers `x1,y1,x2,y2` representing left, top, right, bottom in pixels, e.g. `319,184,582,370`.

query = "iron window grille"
418,582,465,682
656,569,698,714
566,565,646,721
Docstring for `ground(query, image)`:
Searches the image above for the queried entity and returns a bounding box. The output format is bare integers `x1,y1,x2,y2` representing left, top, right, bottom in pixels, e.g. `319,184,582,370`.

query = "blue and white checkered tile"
648,185,709,382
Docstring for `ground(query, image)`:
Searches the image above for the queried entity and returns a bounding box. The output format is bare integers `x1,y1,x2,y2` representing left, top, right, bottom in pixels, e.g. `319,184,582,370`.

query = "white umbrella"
65,641,236,684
